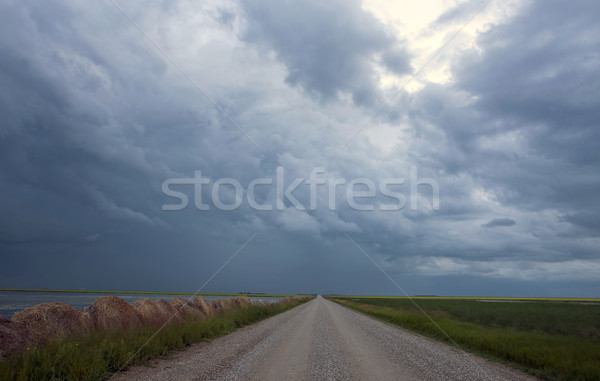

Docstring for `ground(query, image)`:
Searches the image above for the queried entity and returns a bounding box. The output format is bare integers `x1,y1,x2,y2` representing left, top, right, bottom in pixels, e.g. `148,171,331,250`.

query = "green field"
330,296,600,381
333,295,600,303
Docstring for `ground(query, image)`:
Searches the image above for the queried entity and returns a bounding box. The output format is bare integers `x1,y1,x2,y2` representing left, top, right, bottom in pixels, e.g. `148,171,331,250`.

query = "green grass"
0,298,311,381
331,297,600,381
0,288,296,298
332,295,600,303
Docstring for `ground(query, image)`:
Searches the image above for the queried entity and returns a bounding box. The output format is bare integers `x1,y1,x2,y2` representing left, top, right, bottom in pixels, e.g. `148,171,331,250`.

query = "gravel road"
111,296,537,381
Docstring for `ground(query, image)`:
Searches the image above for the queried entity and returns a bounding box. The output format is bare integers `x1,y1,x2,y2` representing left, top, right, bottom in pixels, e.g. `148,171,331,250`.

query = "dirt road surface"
112,296,536,381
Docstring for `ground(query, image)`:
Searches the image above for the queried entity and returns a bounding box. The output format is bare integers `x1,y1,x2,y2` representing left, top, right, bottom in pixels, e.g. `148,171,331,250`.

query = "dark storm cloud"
240,0,411,107
341,0,600,284
1,0,599,296
362,0,600,286
559,213,600,235
482,218,516,228
0,1,236,283
454,0,600,165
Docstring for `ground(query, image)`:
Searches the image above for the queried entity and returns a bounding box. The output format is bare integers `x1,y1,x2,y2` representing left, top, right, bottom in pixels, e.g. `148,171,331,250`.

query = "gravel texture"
111,296,538,381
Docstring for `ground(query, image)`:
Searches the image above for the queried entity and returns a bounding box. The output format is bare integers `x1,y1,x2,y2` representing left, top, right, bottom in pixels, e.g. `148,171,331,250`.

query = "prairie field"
331,296,600,381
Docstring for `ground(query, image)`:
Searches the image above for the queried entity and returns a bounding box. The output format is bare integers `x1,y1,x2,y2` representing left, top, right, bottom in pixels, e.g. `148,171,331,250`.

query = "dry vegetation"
0,295,312,380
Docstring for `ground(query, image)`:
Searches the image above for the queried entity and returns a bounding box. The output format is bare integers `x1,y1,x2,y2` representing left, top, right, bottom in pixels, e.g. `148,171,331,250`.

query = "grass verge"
0,297,312,381
330,297,600,381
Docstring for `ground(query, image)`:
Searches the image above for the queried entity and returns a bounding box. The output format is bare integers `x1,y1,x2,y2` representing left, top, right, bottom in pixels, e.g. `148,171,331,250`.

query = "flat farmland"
330,296,600,380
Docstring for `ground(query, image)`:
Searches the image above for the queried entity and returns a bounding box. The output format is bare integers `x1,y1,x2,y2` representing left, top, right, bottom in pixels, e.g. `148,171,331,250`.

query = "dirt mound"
0,318,30,358
132,298,169,327
12,302,92,343
192,296,214,318
83,296,140,331
153,299,182,324
171,298,205,321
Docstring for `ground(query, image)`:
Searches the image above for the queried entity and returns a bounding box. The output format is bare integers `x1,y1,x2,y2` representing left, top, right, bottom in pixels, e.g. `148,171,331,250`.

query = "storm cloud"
482,218,516,228
0,0,598,297
240,0,411,106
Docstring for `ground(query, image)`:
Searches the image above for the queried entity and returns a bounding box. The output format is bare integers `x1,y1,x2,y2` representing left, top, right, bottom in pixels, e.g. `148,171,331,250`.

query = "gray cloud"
559,213,600,235
433,0,486,26
0,0,599,297
442,0,600,220
482,218,516,228
240,0,411,107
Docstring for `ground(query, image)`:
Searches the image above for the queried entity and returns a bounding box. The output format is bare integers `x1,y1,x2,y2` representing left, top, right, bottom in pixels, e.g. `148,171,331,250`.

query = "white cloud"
414,256,600,281
276,208,321,234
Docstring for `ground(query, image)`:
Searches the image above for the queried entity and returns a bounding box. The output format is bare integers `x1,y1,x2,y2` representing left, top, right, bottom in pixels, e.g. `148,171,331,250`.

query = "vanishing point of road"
112,296,536,381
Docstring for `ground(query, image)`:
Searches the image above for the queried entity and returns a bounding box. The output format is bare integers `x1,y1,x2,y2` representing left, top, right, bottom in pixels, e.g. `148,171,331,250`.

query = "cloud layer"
0,0,598,296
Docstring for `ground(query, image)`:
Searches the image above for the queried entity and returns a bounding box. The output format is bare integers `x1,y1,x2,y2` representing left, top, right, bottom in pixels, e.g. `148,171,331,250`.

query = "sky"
1,0,599,297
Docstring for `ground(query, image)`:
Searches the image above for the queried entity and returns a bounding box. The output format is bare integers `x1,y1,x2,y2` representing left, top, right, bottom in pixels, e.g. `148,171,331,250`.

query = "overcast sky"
1,0,599,297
